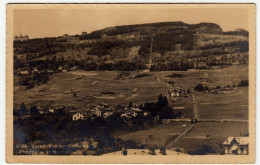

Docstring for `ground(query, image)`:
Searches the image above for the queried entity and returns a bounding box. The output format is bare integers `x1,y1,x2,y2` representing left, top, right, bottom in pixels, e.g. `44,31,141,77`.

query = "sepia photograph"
6,4,256,164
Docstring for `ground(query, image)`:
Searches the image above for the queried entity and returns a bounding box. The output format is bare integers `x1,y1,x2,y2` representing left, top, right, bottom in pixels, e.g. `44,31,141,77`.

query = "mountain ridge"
90,21,223,36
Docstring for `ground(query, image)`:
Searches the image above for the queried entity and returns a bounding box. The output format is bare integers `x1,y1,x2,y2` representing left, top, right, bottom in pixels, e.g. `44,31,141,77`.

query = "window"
240,147,244,153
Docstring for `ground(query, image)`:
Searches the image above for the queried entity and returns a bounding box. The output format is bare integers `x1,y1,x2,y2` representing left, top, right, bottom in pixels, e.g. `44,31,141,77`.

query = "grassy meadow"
13,64,249,154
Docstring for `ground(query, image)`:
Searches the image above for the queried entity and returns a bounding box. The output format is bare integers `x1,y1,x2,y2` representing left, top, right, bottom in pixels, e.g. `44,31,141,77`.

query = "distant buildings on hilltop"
14,34,29,42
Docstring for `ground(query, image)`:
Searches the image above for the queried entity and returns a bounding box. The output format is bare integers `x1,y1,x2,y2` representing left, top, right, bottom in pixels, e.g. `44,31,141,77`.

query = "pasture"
14,65,248,121
116,121,248,153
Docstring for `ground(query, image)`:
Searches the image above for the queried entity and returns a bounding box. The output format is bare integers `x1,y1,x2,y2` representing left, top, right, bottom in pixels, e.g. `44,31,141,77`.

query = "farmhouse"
48,106,66,114
72,112,84,121
47,69,54,73
90,108,102,117
58,66,63,71
19,70,29,75
32,68,40,74
222,137,249,155
49,107,55,113
121,107,141,118
167,88,190,98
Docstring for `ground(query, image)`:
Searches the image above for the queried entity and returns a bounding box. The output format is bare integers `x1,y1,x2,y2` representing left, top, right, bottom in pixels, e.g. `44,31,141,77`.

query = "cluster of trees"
77,33,101,40
151,61,193,71
105,26,139,36
18,73,49,89
194,84,210,92
199,41,249,53
142,94,183,119
187,145,216,155
14,102,39,116
166,73,186,78
116,71,131,79
88,40,140,56
194,81,248,93
138,31,194,56
223,30,249,37
238,80,249,87
88,41,124,56
14,37,64,55
16,58,194,73
77,60,147,71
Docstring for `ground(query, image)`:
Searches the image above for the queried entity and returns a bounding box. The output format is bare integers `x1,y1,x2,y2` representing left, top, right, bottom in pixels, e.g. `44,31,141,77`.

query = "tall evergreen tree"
19,102,27,116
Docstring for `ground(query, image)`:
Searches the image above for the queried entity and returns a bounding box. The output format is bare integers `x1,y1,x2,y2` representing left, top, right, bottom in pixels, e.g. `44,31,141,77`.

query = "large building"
14,35,29,42
72,112,84,121
222,137,249,155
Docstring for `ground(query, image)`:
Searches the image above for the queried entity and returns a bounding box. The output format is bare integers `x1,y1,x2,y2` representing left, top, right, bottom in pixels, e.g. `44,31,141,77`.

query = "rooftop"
223,137,249,145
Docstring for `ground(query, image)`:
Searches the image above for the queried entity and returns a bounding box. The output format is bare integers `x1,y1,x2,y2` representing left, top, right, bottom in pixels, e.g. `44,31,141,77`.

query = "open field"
156,64,248,120
14,71,170,109
116,122,193,148
14,65,248,120
116,121,248,154
196,88,248,119
113,65,248,153
174,121,248,153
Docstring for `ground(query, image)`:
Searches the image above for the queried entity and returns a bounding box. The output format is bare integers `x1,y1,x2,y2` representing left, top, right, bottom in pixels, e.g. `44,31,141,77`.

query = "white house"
32,68,40,74
47,69,54,73
20,70,29,75
58,66,63,71
49,108,55,113
91,108,102,117
121,108,140,118
222,137,249,155
72,112,84,121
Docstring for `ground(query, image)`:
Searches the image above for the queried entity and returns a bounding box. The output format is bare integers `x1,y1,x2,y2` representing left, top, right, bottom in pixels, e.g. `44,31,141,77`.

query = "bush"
117,71,131,79
194,84,205,92
238,80,249,87
158,106,175,119
133,74,151,79
215,85,221,89
158,94,168,110
187,145,216,155
166,73,186,78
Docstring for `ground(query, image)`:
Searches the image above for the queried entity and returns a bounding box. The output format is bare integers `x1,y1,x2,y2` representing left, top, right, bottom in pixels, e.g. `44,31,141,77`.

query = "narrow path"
164,124,195,149
192,94,198,119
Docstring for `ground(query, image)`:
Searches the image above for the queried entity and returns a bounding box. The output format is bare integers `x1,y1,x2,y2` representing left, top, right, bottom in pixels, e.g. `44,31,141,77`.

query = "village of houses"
13,25,249,156
14,76,249,156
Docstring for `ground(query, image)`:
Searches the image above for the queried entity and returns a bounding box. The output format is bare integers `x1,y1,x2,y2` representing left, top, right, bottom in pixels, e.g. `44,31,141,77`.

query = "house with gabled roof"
72,112,84,121
222,137,249,155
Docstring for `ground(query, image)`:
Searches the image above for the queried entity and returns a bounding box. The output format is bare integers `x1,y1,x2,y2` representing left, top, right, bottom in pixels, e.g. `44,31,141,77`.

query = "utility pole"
149,35,153,65
145,34,154,71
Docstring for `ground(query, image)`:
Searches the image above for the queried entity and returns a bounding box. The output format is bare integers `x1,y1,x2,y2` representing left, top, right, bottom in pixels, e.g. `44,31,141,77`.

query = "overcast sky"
13,5,249,39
